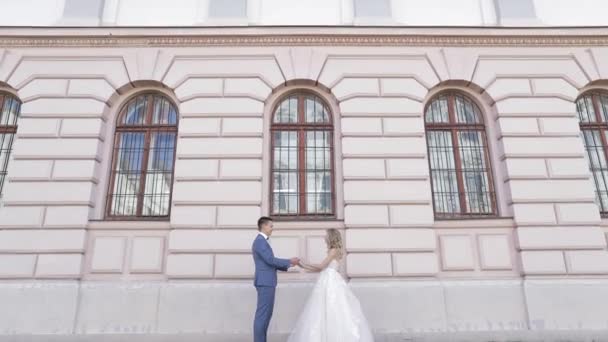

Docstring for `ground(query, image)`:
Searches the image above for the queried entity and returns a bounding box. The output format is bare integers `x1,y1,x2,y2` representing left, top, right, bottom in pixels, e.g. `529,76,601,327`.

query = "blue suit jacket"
252,234,291,287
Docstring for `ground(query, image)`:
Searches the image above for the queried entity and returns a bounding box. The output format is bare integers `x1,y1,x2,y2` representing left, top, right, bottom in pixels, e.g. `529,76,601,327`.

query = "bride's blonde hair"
325,229,343,259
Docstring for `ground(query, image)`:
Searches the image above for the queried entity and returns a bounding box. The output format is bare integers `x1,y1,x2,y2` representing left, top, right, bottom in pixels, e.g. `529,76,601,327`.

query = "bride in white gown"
288,228,374,342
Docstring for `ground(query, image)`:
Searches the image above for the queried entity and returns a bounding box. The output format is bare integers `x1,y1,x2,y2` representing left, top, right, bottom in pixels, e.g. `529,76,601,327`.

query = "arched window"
106,93,178,219
270,92,334,218
576,92,608,215
0,93,20,196
425,92,496,218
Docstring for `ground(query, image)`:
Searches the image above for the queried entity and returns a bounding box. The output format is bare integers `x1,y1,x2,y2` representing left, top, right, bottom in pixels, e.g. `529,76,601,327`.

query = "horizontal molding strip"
1,27,608,47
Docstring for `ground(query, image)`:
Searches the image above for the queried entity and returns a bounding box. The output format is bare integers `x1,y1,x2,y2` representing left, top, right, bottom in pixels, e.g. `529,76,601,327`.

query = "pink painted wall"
0,27,607,283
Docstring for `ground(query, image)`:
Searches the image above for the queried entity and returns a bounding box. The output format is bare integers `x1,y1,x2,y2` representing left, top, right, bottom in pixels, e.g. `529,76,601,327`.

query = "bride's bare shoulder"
327,248,343,260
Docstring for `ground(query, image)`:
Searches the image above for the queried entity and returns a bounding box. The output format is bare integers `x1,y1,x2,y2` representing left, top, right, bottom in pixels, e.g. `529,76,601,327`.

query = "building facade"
1,0,608,339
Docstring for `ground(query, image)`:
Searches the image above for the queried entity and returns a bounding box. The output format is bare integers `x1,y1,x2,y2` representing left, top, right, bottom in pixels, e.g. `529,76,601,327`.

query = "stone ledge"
2,280,608,336
1,331,608,342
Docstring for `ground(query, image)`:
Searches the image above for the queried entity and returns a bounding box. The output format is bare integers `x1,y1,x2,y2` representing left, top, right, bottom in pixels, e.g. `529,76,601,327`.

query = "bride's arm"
299,249,338,272
298,261,321,272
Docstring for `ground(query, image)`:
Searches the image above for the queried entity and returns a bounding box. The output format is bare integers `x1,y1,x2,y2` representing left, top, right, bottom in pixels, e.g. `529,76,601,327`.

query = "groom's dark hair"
257,216,272,231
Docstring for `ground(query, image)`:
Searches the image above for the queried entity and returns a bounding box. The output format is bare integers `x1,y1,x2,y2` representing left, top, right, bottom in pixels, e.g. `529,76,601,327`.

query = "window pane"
305,96,329,123
0,133,14,170
305,131,330,169
0,95,20,196
274,96,298,123
354,0,391,17
432,170,461,214
495,0,536,19
581,129,608,212
110,132,145,216
458,131,492,214
152,96,177,125
305,97,315,124
425,96,449,124
0,97,19,126
273,193,299,215
1,97,17,126
454,95,481,124
458,131,486,170
63,0,104,18
272,130,300,215
142,132,176,216
0,133,15,196
273,131,298,170
577,96,596,123
600,95,608,123
427,131,460,214
122,95,148,125
209,0,247,17
259,0,342,25
272,172,299,214
306,172,331,214
582,130,606,169
8,98,20,126
0,98,8,126
593,169,608,212
305,131,332,214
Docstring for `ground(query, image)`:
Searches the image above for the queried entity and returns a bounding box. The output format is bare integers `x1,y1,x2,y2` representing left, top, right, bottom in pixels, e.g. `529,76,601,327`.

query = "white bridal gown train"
287,259,374,342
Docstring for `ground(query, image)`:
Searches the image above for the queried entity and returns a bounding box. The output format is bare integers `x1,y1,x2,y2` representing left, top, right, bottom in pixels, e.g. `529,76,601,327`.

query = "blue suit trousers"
253,286,276,342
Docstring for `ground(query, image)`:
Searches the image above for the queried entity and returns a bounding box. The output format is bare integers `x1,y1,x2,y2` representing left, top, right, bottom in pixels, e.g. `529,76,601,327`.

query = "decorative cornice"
0,35,607,48
1,27,608,47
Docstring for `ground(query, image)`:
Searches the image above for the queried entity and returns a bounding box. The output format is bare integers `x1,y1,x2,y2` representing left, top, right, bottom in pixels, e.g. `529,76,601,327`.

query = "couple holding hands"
252,216,374,342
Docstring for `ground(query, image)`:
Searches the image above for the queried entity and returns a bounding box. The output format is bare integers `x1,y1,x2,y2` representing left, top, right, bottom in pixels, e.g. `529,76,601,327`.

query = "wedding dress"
287,259,375,342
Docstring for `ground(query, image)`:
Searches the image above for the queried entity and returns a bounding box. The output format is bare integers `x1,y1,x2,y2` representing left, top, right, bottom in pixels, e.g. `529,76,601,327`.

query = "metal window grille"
0,94,20,197
270,92,335,219
577,92,608,216
106,93,178,220
425,93,497,219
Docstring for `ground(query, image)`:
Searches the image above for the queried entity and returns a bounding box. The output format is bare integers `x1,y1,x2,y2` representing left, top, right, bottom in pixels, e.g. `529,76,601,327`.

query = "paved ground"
2,331,608,342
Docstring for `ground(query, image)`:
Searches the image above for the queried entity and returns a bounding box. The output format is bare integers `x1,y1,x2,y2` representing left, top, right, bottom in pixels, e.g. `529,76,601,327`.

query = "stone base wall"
2,279,608,336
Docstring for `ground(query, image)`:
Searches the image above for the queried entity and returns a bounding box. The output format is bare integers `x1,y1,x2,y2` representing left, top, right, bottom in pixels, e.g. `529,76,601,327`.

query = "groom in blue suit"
252,216,299,342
